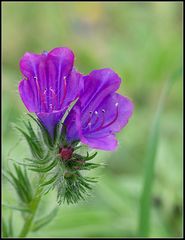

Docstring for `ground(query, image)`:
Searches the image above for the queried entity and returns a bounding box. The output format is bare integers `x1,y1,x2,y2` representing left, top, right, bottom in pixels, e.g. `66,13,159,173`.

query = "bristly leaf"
23,120,44,154
5,164,33,204
10,113,100,205
27,113,53,149
2,203,31,213
53,121,63,147
15,125,43,160
55,170,97,205
2,213,14,237
40,173,58,187
84,152,98,161
28,159,58,173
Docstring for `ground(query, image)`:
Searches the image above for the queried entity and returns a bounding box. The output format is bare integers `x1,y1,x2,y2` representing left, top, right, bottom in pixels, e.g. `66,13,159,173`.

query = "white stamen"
102,109,105,113
95,111,98,115
115,102,119,107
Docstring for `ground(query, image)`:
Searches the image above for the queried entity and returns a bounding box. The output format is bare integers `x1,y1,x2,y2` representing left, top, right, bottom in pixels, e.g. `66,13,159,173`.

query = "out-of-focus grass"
138,68,182,237
2,2,182,238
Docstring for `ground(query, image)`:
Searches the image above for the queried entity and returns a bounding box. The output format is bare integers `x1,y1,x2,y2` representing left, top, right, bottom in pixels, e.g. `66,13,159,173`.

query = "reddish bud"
59,147,73,160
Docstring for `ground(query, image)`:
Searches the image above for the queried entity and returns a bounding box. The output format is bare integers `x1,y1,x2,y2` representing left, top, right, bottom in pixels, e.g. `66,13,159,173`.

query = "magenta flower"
18,47,82,137
64,69,134,151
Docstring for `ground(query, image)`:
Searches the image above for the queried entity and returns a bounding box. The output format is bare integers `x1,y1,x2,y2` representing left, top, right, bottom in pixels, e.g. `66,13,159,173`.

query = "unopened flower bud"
59,147,73,160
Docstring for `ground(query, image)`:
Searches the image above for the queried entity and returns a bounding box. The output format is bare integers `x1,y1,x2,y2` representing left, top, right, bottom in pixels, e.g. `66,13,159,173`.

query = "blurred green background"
2,2,182,238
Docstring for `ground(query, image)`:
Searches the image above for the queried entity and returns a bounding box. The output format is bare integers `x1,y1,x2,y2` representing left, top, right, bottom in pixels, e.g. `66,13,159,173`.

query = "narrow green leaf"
6,164,32,204
138,68,182,237
13,164,32,202
40,173,58,186
7,170,28,203
2,203,31,212
25,153,51,164
83,152,98,161
29,159,58,173
24,121,42,149
15,126,42,159
2,170,15,186
27,113,53,148
53,121,63,146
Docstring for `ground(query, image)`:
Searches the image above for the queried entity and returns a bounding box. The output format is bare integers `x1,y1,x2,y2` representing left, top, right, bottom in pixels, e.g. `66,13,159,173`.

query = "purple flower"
64,69,134,151
18,47,82,137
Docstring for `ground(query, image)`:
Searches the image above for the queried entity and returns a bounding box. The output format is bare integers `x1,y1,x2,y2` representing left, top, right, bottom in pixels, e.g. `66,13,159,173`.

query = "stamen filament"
49,88,57,110
100,105,119,130
82,111,93,129
91,109,105,132
34,77,49,112
60,76,67,108
87,103,119,133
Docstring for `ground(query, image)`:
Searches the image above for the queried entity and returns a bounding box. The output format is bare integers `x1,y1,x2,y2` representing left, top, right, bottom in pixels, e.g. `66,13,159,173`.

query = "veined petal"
84,93,134,137
19,47,77,112
65,106,81,142
80,68,121,116
80,134,118,151
18,47,83,137
19,78,37,112
65,69,134,151
46,47,75,109
62,68,83,107
20,52,46,79
36,110,64,138
65,106,118,151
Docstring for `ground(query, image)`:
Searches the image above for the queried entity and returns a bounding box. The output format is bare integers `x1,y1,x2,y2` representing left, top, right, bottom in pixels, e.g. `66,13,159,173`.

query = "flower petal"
37,110,64,138
20,52,46,79
65,105,118,151
19,47,77,112
65,106,80,142
84,93,134,138
18,78,37,112
80,134,118,151
80,68,121,116
65,69,134,151
46,47,75,109
62,68,83,107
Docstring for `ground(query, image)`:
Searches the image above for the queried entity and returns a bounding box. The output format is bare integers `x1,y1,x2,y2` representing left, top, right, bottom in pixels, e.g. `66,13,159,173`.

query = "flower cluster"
18,47,134,204
19,47,134,151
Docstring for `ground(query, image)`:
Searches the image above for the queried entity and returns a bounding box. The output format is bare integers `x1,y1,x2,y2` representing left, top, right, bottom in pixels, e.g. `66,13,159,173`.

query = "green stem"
19,196,41,238
138,68,181,237
19,177,43,238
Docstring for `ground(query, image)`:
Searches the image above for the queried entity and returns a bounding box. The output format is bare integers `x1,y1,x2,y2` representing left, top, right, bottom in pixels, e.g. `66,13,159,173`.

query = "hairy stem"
19,177,43,238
